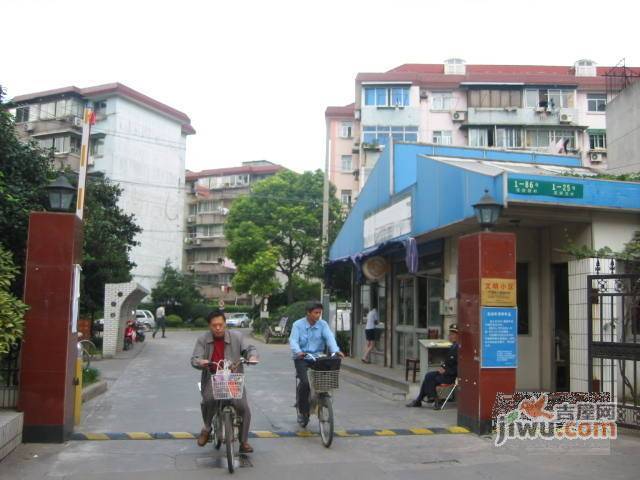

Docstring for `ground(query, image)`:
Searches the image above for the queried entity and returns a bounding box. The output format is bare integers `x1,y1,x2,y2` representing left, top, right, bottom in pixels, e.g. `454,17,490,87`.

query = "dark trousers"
153,318,166,337
294,359,311,416
201,392,251,444
417,371,455,401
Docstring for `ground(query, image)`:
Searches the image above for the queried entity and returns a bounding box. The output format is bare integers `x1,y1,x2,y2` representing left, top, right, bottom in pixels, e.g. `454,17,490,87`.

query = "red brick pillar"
457,232,517,434
19,212,83,442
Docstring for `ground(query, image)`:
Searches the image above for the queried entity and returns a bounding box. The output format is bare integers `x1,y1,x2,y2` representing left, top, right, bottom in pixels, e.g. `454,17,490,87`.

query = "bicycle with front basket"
295,353,341,448
207,358,257,473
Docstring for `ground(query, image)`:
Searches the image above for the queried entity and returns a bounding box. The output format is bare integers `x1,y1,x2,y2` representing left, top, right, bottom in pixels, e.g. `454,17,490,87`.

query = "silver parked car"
135,309,156,329
226,312,250,328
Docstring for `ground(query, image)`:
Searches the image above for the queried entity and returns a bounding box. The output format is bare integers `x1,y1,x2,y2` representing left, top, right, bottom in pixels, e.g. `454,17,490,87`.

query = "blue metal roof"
328,143,640,262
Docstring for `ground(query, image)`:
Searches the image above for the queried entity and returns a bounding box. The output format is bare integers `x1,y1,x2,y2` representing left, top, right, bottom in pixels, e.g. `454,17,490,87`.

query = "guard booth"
326,142,640,423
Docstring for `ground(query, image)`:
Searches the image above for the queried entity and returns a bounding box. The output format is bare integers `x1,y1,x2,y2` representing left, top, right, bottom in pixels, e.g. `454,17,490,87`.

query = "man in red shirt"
191,310,258,453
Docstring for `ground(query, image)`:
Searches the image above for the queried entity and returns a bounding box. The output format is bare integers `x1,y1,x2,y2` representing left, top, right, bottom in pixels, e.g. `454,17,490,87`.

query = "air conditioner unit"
589,151,605,163
419,88,428,99
184,237,192,244
187,216,194,223
72,117,83,128
188,265,195,271
24,122,35,132
354,109,361,120
195,238,202,245
451,111,466,122
534,106,546,113
559,113,573,123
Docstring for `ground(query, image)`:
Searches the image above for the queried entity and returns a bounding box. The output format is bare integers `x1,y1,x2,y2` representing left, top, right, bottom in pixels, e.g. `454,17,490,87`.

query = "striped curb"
71,426,470,441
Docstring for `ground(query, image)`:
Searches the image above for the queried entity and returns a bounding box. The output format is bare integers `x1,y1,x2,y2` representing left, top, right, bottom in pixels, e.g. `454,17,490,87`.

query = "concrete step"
0,410,23,461
340,360,411,401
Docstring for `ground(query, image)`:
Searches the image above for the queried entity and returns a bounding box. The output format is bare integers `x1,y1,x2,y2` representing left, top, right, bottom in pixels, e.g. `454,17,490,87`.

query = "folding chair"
434,377,459,410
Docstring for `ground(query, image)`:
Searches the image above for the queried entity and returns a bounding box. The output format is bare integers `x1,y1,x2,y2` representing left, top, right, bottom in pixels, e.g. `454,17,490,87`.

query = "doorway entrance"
553,263,570,391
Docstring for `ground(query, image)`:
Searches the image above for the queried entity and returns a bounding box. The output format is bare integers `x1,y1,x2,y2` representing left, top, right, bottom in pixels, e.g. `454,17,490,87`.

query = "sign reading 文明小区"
508,179,584,198
481,278,516,307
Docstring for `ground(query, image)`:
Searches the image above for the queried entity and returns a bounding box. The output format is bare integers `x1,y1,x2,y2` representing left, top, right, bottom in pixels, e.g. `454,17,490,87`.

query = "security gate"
588,271,640,429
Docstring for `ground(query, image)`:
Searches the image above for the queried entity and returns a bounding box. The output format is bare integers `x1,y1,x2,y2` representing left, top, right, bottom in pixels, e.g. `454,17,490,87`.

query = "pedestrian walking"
153,305,167,339
361,307,380,363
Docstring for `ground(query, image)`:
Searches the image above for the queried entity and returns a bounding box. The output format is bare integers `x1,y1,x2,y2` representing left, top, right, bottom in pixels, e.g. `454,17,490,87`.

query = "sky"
2,0,638,174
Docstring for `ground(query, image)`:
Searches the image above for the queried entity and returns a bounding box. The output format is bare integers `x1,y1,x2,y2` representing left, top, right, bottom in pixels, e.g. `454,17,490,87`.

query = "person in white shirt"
361,307,380,364
153,305,166,339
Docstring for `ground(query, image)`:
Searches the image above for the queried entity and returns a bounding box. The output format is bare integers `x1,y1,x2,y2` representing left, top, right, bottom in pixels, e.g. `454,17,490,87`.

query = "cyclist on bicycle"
289,302,344,425
191,309,258,453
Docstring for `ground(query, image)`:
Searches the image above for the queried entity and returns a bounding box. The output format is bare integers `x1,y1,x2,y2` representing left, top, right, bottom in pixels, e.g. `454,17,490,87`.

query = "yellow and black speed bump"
71,426,470,441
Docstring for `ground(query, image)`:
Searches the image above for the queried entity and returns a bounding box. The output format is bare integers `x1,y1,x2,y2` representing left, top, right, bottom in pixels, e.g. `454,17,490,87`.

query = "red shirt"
210,337,225,371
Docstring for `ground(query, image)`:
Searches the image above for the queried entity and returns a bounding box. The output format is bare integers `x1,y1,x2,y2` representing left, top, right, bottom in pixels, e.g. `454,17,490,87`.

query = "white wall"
92,96,187,292
591,212,640,251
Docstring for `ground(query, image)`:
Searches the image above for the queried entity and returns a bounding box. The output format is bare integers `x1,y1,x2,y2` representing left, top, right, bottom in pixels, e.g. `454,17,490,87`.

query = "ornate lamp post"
472,189,502,231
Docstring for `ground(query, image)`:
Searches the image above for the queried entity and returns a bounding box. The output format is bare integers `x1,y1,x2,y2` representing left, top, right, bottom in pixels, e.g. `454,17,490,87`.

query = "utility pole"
321,119,332,328
76,104,94,220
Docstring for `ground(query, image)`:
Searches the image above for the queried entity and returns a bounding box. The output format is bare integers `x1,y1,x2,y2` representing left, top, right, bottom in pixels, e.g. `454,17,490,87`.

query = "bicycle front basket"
211,373,245,400
309,369,339,392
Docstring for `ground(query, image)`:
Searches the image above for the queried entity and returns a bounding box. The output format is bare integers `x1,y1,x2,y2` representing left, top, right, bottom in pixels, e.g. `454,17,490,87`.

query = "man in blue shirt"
289,302,344,426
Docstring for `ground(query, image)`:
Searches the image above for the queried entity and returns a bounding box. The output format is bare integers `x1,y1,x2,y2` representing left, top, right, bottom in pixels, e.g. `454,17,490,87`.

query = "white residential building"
10,83,196,291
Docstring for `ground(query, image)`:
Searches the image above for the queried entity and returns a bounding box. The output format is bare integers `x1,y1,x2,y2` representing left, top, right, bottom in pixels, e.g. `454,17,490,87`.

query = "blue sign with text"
481,307,518,368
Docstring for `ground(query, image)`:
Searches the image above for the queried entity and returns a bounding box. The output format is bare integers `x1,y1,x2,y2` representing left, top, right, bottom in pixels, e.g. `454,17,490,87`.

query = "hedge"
193,317,208,328
165,314,183,327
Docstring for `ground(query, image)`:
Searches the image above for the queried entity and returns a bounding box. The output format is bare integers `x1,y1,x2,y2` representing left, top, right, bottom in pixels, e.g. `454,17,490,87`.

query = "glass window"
188,204,197,215
340,190,352,206
587,93,607,112
469,128,489,147
431,92,452,111
524,89,539,108
589,132,606,149
398,277,414,326
376,88,388,106
364,88,376,106
341,155,352,171
391,87,410,106
40,102,55,120
496,128,522,148
432,130,452,145
15,106,30,123
362,126,418,144
396,331,415,366
340,122,353,138
90,138,104,157
197,224,224,238
417,274,443,334
526,129,574,150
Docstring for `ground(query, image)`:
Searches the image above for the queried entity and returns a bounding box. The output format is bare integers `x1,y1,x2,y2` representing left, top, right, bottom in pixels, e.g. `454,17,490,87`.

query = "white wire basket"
309,369,339,393
211,373,245,400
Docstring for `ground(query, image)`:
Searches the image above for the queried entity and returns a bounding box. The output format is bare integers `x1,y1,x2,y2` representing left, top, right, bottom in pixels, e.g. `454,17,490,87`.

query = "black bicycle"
295,353,341,448
208,358,257,473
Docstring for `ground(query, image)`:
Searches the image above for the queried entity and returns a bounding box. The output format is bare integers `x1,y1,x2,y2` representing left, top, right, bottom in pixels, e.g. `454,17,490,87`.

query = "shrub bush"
193,317,208,328
165,314,183,328
82,366,100,386
336,331,351,356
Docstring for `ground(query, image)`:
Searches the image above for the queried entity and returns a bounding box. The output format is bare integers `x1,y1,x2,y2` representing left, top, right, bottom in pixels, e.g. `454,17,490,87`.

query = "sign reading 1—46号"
508,178,584,198
481,307,518,368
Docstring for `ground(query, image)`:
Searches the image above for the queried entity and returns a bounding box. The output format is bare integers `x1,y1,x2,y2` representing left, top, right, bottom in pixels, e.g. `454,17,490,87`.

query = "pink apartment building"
326,59,638,206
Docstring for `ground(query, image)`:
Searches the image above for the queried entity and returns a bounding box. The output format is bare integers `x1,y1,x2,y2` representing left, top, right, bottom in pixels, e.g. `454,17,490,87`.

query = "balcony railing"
466,107,579,126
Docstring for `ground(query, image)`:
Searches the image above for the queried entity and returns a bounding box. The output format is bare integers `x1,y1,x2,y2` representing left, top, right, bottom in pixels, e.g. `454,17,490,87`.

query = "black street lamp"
46,175,76,212
472,189,502,231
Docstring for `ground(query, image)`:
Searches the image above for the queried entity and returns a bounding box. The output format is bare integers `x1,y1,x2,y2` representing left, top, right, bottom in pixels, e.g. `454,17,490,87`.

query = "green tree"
0,246,27,354
0,88,54,296
226,170,343,303
81,173,142,317
151,262,204,318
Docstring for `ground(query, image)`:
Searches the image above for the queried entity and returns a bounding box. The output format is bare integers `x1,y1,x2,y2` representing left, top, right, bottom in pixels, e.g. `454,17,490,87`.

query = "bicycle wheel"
223,410,235,473
318,395,334,448
214,414,222,450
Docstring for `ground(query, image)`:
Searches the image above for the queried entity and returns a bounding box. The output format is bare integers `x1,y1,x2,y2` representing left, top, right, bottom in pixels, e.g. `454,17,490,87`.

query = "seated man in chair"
406,324,459,407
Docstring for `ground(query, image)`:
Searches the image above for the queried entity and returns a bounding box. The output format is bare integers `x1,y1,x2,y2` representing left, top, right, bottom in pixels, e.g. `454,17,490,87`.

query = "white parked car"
136,310,156,329
226,313,250,328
